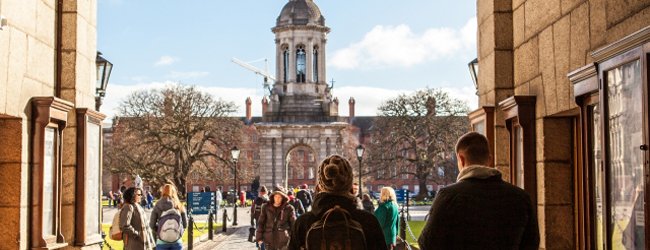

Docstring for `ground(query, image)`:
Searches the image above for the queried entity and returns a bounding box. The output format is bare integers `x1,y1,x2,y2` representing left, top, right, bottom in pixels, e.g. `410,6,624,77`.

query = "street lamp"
230,146,240,226
468,58,478,95
356,144,365,196
96,52,113,111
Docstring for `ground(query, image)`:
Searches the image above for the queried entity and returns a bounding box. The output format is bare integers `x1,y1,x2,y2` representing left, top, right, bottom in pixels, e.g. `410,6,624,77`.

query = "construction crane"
231,58,275,97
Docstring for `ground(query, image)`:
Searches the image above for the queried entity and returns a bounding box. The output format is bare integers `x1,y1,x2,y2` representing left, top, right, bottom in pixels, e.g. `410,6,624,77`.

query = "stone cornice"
591,25,650,62
272,25,331,34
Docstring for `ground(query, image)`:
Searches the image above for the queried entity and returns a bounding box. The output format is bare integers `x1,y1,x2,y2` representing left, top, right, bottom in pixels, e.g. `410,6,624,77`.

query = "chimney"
349,97,355,120
246,97,252,121
262,97,268,115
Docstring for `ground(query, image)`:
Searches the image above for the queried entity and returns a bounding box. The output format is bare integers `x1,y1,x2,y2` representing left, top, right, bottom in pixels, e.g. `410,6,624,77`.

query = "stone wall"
477,0,650,249
0,0,99,249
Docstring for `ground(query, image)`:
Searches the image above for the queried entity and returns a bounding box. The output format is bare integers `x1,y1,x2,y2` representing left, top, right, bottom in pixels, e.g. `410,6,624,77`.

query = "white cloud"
102,83,477,123
330,17,477,69
165,71,210,79
131,76,148,82
154,56,179,66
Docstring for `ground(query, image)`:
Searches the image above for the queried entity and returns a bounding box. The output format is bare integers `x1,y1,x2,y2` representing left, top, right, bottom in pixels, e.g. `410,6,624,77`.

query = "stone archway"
283,143,317,190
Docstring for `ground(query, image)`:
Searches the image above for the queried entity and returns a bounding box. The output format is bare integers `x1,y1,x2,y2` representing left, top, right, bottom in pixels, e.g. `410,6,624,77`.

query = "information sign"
396,189,407,203
188,192,215,215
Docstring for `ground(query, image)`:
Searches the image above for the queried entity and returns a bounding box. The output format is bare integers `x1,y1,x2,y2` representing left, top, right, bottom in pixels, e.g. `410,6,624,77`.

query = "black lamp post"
356,144,365,196
468,58,479,95
96,52,113,111
230,146,241,226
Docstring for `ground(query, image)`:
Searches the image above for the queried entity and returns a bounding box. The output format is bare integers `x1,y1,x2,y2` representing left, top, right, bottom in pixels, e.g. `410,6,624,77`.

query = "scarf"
456,165,502,182
134,203,155,250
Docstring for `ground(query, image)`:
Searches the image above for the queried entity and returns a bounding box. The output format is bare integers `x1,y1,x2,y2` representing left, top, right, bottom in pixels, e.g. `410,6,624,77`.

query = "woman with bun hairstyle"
288,155,386,250
375,187,400,249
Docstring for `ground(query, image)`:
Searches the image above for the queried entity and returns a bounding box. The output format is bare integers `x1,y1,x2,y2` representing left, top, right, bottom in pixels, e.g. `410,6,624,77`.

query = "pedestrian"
352,183,364,210
295,184,312,211
418,132,539,249
375,187,399,250
149,184,188,250
362,194,375,213
116,191,123,206
215,187,222,213
251,186,269,249
108,191,114,207
287,191,305,216
240,191,246,207
146,191,154,209
288,154,386,250
120,187,155,250
256,188,296,250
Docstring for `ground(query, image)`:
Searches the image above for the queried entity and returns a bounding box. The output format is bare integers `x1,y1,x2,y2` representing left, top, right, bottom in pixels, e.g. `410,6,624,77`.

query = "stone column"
289,38,296,83
275,38,282,83
306,39,314,83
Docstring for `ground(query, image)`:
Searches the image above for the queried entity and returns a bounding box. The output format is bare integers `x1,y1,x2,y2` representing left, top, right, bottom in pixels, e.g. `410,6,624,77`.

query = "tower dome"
276,0,325,27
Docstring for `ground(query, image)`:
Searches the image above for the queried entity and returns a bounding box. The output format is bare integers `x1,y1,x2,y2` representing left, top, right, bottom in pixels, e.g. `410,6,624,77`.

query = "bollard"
188,215,194,250
222,206,228,232
399,209,406,240
208,210,214,240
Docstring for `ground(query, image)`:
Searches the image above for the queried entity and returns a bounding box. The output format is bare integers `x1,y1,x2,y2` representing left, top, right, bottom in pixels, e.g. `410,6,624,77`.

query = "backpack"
297,190,311,207
109,204,128,241
305,205,366,250
253,196,268,219
157,208,184,243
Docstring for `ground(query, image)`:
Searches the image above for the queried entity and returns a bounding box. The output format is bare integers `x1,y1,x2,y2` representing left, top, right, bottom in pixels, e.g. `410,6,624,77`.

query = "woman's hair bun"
323,164,339,180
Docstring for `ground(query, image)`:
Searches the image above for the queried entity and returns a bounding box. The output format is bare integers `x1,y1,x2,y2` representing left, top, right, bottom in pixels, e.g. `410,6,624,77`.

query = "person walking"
362,194,375,213
146,191,154,209
418,132,539,250
215,187,222,213
375,187,399,250
295,184,312,212
256,188,296,250
287,191,305,216
352,183,364,210
288,155,386,250
108,191,114,207
251,186,270,249
240,191,247,207
149,184,188,250
120,187,155,250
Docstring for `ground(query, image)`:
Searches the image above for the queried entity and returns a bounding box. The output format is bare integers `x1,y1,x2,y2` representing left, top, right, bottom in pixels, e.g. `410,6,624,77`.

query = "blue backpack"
157,208,183,243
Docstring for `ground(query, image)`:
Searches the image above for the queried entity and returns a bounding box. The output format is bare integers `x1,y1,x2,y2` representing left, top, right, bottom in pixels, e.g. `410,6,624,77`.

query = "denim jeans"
156,242,183,250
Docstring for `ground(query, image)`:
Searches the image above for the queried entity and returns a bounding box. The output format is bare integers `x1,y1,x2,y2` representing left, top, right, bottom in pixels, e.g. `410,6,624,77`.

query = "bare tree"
365,88,470,198
112,83,242,199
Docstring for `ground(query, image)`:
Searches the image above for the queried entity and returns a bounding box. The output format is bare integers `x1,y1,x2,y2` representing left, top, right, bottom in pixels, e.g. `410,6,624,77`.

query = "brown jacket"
256,191,296,249
120,203,154,250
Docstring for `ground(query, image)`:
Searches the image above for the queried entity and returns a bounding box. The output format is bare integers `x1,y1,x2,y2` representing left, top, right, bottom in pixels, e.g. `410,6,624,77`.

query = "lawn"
101,222,221,250
405,221,425,248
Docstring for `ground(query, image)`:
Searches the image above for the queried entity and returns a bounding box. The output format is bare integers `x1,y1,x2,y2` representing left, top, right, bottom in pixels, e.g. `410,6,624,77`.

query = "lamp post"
230,146,241,226
95,52,113,111
356,145,365,196
468,58,479,95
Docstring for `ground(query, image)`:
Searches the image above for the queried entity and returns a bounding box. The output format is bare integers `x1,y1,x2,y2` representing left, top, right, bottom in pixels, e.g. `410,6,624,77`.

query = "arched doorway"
284,144,317,191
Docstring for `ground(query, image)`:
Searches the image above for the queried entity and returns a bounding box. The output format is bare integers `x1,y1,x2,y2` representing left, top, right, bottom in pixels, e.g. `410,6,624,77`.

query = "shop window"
469,107,495,167
499,96,537,204
75,108,106,246
31,97,73,249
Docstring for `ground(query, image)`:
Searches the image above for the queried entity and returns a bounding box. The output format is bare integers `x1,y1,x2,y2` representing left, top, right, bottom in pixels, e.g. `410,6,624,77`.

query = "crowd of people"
110,132,540,250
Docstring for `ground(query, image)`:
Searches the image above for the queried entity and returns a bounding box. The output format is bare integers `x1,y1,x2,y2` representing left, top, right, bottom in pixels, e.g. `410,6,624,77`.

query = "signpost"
396,189,407,203
188,192,216,215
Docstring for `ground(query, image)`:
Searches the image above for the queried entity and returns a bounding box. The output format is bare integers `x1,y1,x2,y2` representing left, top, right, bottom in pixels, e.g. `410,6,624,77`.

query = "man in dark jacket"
251,186,269,227
418,132,539,250
296,184,312,211
256,189,296,250
289,155,386,250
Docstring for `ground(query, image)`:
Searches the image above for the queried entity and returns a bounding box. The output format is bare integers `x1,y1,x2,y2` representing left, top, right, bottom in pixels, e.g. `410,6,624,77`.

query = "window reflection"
591,104,604,250
515,125,524,189
605,60,644,249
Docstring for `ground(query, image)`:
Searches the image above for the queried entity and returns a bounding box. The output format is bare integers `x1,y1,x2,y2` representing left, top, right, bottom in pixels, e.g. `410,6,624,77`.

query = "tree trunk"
175,176,187,200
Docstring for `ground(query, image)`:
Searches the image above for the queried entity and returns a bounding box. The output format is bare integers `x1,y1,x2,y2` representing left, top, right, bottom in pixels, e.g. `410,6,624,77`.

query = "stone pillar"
275,39,282,83
289,39,296,83
306,39,314,83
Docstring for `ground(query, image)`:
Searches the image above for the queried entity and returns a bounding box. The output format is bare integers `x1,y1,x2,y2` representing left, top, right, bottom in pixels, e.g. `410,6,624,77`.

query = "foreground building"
474,0,650,249
0,0,106,249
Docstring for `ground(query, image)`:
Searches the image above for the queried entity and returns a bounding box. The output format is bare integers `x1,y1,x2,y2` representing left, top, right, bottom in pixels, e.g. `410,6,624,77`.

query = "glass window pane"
605,60,645,249
296,47,306,82
474,120,486,136
43,127,55,237
592,104,604,250
86,123,101,236
515,125,524,189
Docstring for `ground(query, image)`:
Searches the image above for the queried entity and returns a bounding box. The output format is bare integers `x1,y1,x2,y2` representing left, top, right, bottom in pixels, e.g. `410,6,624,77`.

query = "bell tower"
264,0,338,122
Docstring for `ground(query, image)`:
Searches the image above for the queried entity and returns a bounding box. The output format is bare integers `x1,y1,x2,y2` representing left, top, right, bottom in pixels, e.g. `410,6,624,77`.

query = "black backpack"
305,205,366,250
297,190,311,207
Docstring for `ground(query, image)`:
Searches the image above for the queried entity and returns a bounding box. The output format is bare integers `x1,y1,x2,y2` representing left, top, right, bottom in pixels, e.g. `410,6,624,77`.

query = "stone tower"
264,0,338,122
256,0,347,189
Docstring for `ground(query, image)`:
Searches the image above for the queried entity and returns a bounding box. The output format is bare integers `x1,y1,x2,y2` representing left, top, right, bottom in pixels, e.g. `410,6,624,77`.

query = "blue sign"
396,189,408,203
188,192,215,215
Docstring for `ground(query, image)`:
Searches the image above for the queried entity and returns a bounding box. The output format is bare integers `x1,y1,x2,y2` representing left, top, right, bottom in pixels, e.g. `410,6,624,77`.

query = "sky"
98,0,478,120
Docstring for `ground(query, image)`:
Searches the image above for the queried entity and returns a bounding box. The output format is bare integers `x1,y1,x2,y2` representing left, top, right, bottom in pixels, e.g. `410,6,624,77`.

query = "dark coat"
256,191,297,249
362,199,375,213
288,198,305,215
418,166,540,250
288,193,387,250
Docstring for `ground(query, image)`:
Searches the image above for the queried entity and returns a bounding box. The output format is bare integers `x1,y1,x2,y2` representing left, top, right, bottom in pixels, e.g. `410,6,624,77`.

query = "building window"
296,45,306,83
401,166,409,179
253,151,260,162
193,185,200,192
414,185,420,195
365,185,372,192
426,184,433,191
297,167,305,180
251,133,258,143
378,184,385,191
290,166,295,180
438,166,445,177
392,166,397,180
192,172,199,180
308,166,314,180
297,150,304,162
377,167,384,179
313,47,318,82
402,184,409,191
284,47,289,82
514,125,524,189
308,151,315,162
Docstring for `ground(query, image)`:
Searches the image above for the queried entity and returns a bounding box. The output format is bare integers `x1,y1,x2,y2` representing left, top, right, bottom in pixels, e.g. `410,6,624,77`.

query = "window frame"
468,106,495,167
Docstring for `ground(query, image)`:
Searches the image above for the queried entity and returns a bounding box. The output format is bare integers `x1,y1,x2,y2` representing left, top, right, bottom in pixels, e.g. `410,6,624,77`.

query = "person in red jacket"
240,191,247,207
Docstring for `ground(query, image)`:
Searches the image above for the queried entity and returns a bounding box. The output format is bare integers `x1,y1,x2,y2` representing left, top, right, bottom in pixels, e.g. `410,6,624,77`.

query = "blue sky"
98,0,478,119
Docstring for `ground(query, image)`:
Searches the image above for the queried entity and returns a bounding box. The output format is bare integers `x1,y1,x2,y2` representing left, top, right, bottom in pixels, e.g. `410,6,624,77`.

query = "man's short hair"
455,132,490,164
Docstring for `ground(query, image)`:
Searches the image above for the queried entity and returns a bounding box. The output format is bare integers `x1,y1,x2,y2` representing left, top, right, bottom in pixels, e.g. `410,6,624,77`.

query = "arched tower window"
313,47,318,83
296,45,306,83
283,47,290,83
